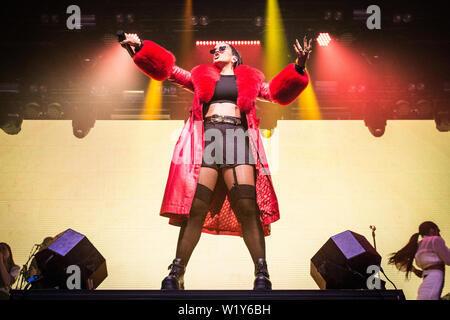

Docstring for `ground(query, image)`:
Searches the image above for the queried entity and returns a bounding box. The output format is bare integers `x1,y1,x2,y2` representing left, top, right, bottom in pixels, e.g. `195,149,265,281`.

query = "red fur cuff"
133,40,176,81
269,63,309,105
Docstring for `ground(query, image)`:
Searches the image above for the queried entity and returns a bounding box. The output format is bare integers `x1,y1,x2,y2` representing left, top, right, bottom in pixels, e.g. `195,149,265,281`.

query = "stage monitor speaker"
311,230,382,289
34,228,107,289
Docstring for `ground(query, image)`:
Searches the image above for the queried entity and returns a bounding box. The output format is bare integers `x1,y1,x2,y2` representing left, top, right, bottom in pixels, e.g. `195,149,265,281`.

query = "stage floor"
10,289,405,300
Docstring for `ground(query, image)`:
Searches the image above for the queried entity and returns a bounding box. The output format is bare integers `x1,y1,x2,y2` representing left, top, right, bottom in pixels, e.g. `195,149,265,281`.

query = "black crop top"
209,75,238,104
203,75,238,117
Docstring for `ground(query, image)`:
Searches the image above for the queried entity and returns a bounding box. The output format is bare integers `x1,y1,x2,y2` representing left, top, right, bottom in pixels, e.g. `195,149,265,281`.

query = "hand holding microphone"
117,31,142,58
119,32,142,47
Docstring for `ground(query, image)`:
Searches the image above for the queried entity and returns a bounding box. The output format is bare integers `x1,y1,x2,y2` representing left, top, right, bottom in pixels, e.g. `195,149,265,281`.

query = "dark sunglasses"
209,45,227,54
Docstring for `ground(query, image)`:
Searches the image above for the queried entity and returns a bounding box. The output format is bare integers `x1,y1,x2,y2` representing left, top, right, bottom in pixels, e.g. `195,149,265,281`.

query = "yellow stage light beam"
264,0,289,78
264,1,321,120
180,0,193,67
297,68,322,119
141,79,162,120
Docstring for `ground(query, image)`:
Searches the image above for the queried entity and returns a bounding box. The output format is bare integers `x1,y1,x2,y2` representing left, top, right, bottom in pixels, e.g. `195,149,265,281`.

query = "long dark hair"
0,242,17,273
227,43,243,68
388,221,439,278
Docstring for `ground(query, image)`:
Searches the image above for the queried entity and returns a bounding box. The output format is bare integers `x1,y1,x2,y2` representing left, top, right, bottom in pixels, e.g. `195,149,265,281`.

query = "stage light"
200,16,209,26
364,102,387,137
402,13,413,23
317,33,331,46
394,100,411,117
413,99,432,117
40,14,50,24
416,82,425,91
195,40,261,46
324,11,332,21
265,0,289,78
29,84,39,94
254,16,264,27
393,14,402,24
0,112,23,135
116,13,124,24
39,85,47,94
23,102,42,119
334,11,343,21
407,83,416,92
434,107,450,132
179,0,193,66
126,13,135,24
191,16,198,26
142,79,162,120
51,14,59,24
72,106,96,139
261,129,272,138
47,102,64,119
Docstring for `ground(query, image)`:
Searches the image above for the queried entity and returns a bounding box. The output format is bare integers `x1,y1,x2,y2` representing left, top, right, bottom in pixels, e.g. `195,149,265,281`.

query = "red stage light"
195,40,261,46
317,33,332,46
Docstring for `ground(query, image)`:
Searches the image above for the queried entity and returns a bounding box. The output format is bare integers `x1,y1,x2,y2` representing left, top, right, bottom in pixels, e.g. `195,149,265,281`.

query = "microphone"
117,30,135,58
369,225,377,251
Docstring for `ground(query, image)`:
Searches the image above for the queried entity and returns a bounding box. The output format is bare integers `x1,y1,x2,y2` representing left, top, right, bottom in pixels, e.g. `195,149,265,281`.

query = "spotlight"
413,99,432,117
191,16,199,26
416,82,425,91
254,16,264,27
334,11,343,21
199,16,209,26
23,102,42,119
324,11,332,21
261,129,272,138
317,33,331,46
434,107,450,132
47,102,64,120
39,85,47,95
393,14,402,24
29,84,39,94
51,14,59,24
40,14,50,24
394,100,411,117
72,112,96,139
0,112,23,135
72,104,96,138
126,13,135,24
402,13,413,23
364,102,387,137
116,13,124,24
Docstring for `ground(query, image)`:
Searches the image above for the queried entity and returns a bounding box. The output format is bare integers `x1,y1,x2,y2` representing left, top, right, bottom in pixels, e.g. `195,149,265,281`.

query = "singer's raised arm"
133,40,194,93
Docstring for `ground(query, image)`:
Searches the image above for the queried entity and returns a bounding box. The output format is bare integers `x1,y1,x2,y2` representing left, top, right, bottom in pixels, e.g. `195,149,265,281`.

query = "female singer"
389,221,450,300
0,243,20,299
121,33,312,290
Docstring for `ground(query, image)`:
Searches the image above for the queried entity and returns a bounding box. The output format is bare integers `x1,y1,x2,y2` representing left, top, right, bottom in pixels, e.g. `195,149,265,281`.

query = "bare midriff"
205,102,241,118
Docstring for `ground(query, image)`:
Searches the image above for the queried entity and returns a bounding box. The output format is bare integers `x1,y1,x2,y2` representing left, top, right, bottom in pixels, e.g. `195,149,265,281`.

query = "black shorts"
201,120,255,171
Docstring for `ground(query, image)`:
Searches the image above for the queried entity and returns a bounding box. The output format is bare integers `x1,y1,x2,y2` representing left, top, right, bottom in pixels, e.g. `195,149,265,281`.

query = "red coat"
133,40,309,237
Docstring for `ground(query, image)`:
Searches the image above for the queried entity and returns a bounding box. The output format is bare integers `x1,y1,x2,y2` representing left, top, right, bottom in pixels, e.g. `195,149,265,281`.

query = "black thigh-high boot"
161,184,212,290
229,184,272,290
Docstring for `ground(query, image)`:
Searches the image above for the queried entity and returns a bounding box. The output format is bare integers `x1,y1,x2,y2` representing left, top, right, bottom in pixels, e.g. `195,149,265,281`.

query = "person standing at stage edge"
120,33,312,290
389,221,450,300
0,243,20,300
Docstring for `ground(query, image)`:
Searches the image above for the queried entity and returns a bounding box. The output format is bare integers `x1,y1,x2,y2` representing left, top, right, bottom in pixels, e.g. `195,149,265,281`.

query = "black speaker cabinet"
34,229,107,289
311,230,382,289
